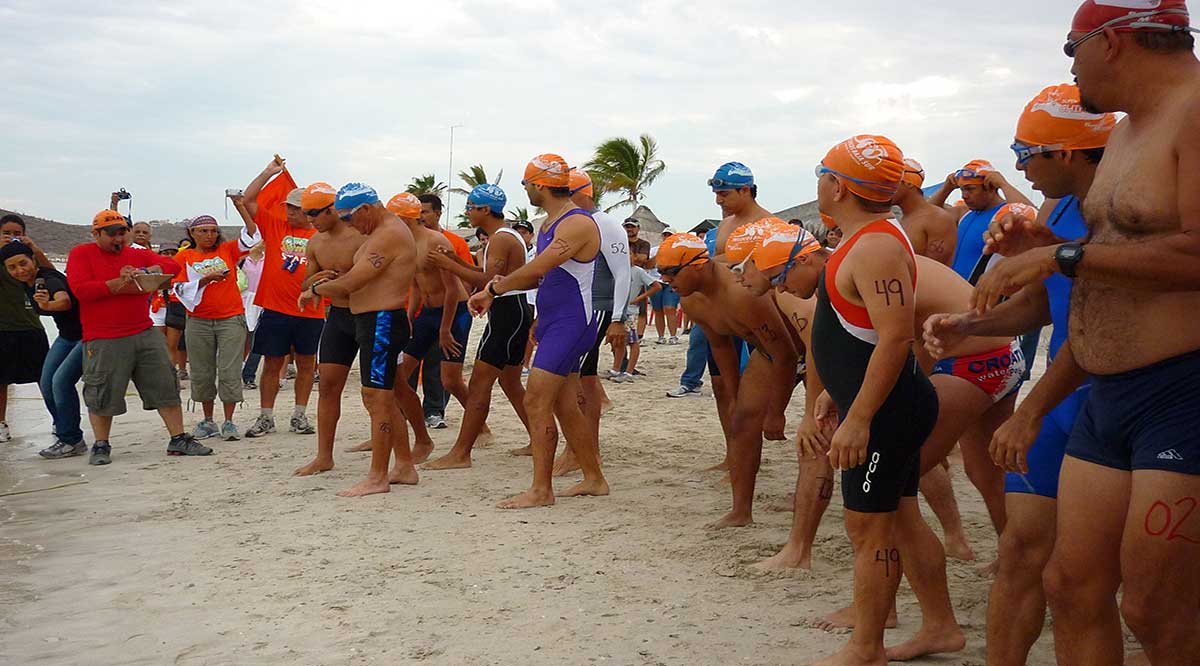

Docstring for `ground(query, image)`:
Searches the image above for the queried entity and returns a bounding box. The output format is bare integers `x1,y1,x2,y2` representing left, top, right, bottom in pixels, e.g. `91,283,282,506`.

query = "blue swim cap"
467,184,506,215
335,182,380,210
709,162,754,191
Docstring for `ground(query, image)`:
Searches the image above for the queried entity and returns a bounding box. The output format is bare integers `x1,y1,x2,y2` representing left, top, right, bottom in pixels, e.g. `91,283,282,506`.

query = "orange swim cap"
902,158,926,189
92,209,127,231
386,193,423,220
656,233,710,271
523,154,571,188
301,182,337,210
726,217,789,263
1015,84,1116,151
994,202,1039,225
820,135,906,203
754,226,824,272
568,169,593,198
955,160,995,186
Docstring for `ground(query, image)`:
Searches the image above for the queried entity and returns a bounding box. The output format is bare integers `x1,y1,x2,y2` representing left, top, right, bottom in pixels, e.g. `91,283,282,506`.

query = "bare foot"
422,452,472,471
600,399,614,416
885,624,965,661
805,643,888,666
707,510,753,529
559,478,609,497
703,459,730,472
752,544,812,571
474,429,495,448
944,533,977,561
293,458,334,476
336,476,390,497
497,488,555,509
388,464,419,485
551,449,581,477
509,445,532,457
810,605,897,632
765,493,796,512
975,557,999,578
345,439,372,453
412,438,435,464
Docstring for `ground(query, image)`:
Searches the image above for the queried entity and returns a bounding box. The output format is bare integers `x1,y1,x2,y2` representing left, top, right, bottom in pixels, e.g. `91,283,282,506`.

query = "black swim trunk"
707,336,747,377
253,308,324,357
1067,348,1200,475
840,378,940,514
0,329,48,384
404,302,472,364
318,305,358,367
580,310,615,377
354,310,411,390
165,300,187,331
476,294,532,369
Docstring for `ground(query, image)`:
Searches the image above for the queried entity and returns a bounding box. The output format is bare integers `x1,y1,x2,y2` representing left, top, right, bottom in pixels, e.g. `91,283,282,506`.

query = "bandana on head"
187,215,219,230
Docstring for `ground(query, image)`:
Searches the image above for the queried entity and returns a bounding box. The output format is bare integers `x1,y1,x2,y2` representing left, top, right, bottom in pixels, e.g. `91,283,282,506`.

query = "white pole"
447,124,464,227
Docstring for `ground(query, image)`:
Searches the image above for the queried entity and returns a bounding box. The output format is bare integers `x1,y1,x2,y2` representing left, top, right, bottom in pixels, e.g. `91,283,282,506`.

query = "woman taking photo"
172,215,258,441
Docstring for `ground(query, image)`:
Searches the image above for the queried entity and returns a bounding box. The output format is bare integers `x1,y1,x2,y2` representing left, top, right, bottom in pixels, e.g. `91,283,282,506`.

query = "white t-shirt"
626,265,658,319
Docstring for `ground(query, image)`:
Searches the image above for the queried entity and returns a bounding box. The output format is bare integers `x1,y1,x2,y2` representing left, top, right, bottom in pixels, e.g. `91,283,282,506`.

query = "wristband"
487,282,499,297
311,279,325,297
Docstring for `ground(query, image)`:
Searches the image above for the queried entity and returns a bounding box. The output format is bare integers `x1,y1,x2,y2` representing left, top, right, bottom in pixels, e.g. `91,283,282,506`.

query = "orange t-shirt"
173,240,248,320
254,210,320,319
443,229,475,266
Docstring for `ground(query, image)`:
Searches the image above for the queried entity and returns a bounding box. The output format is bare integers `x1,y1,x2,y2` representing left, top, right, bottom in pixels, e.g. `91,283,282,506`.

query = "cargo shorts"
82,328,182,416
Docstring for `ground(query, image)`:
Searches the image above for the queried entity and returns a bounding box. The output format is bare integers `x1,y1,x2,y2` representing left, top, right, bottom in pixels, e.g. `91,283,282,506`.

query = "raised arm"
243,158,286,221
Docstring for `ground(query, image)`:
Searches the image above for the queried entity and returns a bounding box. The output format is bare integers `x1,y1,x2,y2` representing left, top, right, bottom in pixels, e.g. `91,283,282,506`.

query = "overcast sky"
0,1,1132,228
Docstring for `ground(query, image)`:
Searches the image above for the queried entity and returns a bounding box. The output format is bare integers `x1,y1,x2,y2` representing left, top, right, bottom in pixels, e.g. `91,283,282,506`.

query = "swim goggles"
1065,9,1198,57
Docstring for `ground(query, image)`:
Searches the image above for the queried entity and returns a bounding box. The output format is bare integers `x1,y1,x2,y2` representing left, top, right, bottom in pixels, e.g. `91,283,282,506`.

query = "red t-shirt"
67,243,181,342
254,211,320,319
443,229,474,266
173,239,248,320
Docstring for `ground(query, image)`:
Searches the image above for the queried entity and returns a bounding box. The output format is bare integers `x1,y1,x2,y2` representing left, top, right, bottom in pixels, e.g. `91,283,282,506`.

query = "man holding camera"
0,214,51,443
66,210,212,465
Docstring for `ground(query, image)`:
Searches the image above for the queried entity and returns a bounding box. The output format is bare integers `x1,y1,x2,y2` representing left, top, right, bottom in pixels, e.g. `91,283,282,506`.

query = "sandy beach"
0,323,1072,666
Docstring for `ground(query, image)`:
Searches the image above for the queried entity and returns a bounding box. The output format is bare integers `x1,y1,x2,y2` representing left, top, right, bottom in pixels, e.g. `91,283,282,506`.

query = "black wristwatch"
1054,242,1085,278
487,282,500,297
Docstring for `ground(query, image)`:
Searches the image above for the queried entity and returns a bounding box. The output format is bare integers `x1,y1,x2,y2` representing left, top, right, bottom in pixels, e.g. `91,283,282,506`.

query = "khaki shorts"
82,328,182,416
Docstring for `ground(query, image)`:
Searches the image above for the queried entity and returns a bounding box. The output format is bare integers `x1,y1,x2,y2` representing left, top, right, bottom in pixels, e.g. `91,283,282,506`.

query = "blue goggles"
1011,141,1064,167
814,165,897,197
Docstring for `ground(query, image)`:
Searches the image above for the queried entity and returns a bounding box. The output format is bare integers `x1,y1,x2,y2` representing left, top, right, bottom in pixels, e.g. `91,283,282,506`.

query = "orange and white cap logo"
301,182,337,210
386,192,423,220
754,226,823,271
523,154,571,188
902,158,926,189
656,233,710,270
726,217,789,263
1016,84,1117,150
821,135,906,203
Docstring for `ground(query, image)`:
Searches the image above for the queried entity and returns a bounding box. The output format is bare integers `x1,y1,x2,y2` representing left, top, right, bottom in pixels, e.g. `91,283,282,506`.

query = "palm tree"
583,134,666,213
450,164,502,197
405,174,446,196
506,207,531,223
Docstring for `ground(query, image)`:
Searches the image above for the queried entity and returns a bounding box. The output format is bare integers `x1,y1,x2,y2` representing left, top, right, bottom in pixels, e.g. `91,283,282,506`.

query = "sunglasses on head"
1011,142,1064,166
1064,10,1198,57
304,204,332,218
337,204,365,222
660,252,709,277
708,178,748,191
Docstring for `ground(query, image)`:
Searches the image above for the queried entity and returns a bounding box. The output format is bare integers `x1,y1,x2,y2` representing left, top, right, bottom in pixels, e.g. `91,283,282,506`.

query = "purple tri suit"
531,208,603,377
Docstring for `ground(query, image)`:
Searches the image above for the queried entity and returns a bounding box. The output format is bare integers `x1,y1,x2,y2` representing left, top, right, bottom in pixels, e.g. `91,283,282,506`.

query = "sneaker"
245,414,276,438
220,421,240,441
284,364,297,380
289,414,315,435
191,420,219,440
604,369,621,378
631,369,648,377
426,414,447,430
167,434,213,456
609,372,632,384
682,328,692,335
177,368,189,381
39,440,88,459
668,336,680,345
655,337,667,345
666,385,703,398
0,421,9,442
89,442,112,465
243,380,257,390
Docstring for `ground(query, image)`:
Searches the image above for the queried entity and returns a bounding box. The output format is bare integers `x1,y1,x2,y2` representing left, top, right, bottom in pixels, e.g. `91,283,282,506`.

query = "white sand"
0,323,1066,665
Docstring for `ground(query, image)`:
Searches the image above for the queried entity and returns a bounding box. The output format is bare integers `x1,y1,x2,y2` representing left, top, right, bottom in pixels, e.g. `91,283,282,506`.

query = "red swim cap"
1073,0,1191,33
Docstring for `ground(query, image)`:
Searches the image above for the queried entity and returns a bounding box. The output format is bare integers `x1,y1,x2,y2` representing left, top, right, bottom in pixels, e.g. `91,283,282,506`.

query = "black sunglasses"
660,252,709,277
303,204,333,218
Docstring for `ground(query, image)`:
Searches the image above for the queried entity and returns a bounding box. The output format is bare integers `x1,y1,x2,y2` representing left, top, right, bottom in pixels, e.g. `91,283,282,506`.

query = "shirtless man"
655,227,800,528
894,158,958,265
924,83,1114,666
388,192,479,464
298,183,417,498
971,5,1200,663
709,161,774,259
467,153,608,509
792,137,964,666
293,182,366,476
423,184,535,470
